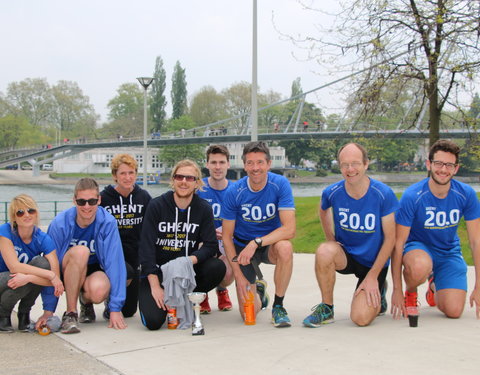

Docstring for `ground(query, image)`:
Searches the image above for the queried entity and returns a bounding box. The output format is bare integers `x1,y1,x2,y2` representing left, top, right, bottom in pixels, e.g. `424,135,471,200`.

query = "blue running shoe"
272,305,291,328
303,303,334,328
256,279,269,310
379,280,388,316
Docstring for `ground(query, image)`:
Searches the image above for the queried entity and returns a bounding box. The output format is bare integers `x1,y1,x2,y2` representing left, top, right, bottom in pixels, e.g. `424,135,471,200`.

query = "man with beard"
391,140,480,322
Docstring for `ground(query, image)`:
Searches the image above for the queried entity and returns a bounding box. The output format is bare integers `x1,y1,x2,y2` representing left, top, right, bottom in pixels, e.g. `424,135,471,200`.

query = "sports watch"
254,237,263,248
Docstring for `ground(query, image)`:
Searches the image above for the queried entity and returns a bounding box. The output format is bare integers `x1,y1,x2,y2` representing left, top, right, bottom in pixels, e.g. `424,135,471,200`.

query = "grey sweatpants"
0,256,50,316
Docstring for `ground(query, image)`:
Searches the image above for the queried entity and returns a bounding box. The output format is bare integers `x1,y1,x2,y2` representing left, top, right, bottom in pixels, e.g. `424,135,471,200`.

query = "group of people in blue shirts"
0,139,478,334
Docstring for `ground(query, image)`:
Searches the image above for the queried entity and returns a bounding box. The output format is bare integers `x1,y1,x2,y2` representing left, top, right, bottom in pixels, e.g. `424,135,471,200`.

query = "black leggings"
139,257,226,330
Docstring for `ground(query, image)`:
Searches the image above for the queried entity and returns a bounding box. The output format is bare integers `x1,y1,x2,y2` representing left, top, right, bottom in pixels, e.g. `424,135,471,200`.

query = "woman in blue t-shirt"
0,194,64,332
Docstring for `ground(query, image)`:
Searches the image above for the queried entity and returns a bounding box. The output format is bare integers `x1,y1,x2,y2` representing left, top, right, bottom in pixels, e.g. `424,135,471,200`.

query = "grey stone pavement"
2,253,480,375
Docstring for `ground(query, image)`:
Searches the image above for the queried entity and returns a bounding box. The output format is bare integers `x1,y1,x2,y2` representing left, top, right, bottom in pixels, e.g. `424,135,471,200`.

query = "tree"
171,61,188,119
299,1,480,145
51,80,98,136
221,81,252,132
151,56,167,132
5,78,54,127
189,86,227,126
291,77,303,99
0,115,45,148
107,83,143,121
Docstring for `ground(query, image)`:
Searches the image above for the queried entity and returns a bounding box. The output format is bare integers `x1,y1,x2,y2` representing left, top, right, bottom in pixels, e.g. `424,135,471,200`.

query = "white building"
52,143,286,174
52,147,164,174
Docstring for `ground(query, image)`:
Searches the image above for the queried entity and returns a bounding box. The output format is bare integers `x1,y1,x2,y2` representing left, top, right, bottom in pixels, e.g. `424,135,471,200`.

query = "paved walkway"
4,254,480,374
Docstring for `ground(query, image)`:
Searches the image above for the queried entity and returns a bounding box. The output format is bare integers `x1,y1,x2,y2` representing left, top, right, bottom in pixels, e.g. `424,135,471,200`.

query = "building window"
152,154,160,169
136,154,143,168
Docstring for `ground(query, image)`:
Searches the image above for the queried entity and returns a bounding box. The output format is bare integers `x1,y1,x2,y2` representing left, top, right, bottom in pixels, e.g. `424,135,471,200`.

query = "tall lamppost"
137,77,154,186
251,0,258,141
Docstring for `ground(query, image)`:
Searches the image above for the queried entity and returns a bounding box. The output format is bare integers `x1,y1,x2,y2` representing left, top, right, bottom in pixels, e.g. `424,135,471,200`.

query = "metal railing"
0,201,71,226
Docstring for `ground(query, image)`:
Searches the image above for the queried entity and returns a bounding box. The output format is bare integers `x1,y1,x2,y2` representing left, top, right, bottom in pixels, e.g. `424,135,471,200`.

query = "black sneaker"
103,300,110,321
0,316,14,333
79,295,96,324
17,312,31,332
61,311,80,334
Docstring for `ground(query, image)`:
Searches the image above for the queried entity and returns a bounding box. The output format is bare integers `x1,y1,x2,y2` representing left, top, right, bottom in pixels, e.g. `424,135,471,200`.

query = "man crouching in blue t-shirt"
38,178,127,334
392,140,480,323
222,141,296,327
303,143,398,327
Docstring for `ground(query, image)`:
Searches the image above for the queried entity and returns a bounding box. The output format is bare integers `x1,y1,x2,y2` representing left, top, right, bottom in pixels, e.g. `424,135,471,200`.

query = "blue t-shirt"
197,177,231,229
0,223,56,272
222,172,295,243
70,221,99,264
396,178,480,253
322,178,399,268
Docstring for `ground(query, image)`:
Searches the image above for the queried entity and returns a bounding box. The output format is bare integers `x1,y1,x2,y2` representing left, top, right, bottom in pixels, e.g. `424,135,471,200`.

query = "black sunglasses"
16,208,37,217
75,198,99,206
173,174,197,182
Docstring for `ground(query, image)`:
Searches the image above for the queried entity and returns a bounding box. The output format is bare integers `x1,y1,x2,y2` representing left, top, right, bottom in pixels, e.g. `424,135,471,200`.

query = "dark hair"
74,178,99,197
242,141,271,162
337,142,369,164
429,139,460,164
206,144,230,162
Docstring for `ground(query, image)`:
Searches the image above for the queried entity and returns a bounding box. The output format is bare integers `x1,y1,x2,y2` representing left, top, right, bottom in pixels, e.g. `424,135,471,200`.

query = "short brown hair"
74,178,99,197
429,139,460,164
9,194,40,230
110,153,138,178
242,141,271,162
206,145,230,162
170,159,205,192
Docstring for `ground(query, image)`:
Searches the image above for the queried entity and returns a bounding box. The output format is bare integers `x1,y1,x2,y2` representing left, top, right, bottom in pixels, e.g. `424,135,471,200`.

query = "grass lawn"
293,196,475,266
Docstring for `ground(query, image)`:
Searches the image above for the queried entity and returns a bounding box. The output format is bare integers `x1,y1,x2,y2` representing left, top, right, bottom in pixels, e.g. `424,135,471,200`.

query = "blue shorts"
404,241,467,291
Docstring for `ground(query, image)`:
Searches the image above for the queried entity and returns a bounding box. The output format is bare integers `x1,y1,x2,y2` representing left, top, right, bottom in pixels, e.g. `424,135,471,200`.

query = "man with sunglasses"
38,178,126,334
138,160,225,330
222,141,295,327
391,139,480,322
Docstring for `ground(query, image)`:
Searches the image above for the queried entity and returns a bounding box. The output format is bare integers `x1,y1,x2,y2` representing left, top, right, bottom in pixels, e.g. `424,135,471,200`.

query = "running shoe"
405,290,419,327
79,295,96,323
426,273,436,307
200,295,211,314
61,311,80,334
103,299,111,321
217,289,233,311
302,303,334,327
272,305,291,328
379,280,388,316
256,279,270,310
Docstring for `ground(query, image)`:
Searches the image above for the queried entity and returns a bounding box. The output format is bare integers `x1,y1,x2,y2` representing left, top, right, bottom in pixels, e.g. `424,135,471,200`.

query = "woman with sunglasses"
0,194,64,332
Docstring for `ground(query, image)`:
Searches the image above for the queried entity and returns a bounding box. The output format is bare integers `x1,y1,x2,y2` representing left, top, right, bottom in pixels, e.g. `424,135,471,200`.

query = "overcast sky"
1,0,344,123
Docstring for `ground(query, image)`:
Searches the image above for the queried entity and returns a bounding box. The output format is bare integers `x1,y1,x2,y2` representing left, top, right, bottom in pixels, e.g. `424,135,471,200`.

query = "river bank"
1,169,479,185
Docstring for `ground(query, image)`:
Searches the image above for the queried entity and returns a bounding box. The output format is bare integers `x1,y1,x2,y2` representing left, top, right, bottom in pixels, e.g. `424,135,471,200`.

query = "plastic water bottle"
244,286,255,325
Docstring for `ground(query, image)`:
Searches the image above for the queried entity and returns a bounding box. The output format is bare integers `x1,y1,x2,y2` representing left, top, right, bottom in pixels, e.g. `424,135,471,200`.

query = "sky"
0,0,344,123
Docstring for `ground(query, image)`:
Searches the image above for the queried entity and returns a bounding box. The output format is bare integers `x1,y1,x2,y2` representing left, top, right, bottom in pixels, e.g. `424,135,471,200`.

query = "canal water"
1,182,479,226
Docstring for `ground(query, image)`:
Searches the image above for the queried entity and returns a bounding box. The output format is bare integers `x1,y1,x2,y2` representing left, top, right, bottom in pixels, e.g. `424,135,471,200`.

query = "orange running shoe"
405,291,419,327
425,273,436,307
217,289,233,311
200,295,211,314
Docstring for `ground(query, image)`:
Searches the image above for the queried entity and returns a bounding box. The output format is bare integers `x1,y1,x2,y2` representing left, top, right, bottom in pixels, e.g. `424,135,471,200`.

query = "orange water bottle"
244,286,255,325
38,324,51,336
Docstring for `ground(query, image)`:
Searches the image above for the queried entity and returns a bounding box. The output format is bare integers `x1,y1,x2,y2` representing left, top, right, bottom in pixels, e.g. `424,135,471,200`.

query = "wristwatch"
254,237,263,248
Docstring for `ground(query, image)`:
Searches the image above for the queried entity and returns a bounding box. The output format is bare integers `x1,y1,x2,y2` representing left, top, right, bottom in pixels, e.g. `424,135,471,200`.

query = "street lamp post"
251,0,258,141
137,77,154,187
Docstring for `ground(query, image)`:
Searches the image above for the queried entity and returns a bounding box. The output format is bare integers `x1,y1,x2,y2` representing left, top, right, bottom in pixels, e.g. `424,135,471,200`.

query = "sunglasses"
173,174,197,182
16,208,37,217
75,198,99,206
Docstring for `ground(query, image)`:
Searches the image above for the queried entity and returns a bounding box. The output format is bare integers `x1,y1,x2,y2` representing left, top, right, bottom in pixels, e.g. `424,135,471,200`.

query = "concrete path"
4,254,480,375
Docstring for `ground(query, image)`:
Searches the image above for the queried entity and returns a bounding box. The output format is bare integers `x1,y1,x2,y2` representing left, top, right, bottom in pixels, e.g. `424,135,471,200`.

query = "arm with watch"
234,210,296,266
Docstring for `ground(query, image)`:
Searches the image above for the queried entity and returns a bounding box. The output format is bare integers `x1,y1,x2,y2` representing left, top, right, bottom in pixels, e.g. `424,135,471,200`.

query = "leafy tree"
299,1,480,145
151,56,167,132
221,81,251,132
5,78,54,127
291,77,303,99
107,83,143,121
51,80,97,135
171,61,188,119
0,115,45,148
189,86,227,126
